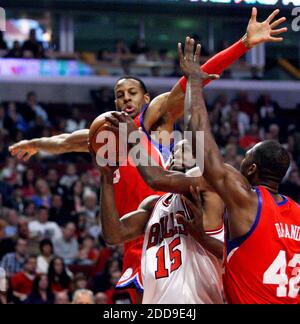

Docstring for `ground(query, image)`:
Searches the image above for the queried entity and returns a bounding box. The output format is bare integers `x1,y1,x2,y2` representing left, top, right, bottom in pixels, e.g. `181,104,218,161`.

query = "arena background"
0,0,299,304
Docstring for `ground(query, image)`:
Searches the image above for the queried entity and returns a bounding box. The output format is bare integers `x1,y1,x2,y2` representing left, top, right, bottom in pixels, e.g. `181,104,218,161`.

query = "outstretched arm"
180,37,258,239
99,167,159,245
143,8,287,128
9,129,89,161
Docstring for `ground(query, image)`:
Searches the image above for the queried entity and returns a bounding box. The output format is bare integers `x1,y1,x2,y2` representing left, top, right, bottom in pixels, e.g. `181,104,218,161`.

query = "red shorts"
116,236,144,293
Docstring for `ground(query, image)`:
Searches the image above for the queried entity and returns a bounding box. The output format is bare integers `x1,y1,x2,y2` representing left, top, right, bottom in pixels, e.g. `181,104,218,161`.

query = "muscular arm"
99,171,159,245
185,69,257,239
143,38,248,130
9,129,89,160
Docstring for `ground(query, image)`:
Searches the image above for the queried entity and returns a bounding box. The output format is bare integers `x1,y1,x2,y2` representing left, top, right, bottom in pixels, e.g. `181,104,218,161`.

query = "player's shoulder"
138,195,161,212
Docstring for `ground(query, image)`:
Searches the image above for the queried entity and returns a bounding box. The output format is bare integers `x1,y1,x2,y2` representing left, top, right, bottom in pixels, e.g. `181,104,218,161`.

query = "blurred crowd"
0,87,300,304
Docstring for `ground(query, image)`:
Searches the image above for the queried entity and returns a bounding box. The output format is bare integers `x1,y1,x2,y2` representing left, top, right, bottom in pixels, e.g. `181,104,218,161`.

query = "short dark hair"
39,238,53,253
252,140,290,183
115,75,148,94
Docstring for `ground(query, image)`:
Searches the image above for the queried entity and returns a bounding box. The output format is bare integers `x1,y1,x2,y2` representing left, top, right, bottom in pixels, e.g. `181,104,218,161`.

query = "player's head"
114,76,150,118
240,140,290,187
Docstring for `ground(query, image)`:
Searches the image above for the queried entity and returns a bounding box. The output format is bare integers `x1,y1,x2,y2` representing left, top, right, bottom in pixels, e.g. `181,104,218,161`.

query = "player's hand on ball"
176,186,206,241
244,7,287,48
105,111,138,137
9,140,38,161
178,37,219,81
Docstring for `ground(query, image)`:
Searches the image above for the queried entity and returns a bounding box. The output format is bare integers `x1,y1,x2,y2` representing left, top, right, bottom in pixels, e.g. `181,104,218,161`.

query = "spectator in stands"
230,100,250,136
49,194,73,226
10,255,37,303
9,186,25,213
67,180,84,214
7,102,28,135
54,291,70,304
24,274,54,304
130,37,146,55
4,209,18,238
1,238,28,277
59,164,79,190
23,201,36,219
90,86,114,113
280,168,300,203
54,222,78,265
31,179,52,208
22,91,48,125
266,123,280,142
0,157,19,187
65,108,86,133
95,292,108,304
71,272,89,293
21,168,36,199
0,31,7,50
22,28,45,59
36,239,54,275
76,235,98,265
239,124,261,150
46,168,66,197
28,206,62,242
224,144,243,170
5,41,23,58
81,189,98,223
72,289,94,304
0,219,15,261
0,104,15,137
48,256,72,293
236,91,256,118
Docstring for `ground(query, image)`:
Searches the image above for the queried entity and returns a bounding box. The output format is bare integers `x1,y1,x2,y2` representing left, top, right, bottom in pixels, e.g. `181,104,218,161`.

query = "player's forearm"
186,77,225,181
196,234,223,260
99,174,126,245
30,129,89,154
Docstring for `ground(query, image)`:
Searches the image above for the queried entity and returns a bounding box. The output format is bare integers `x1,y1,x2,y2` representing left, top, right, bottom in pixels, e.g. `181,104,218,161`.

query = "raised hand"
178,36,220,81
244,7,287,48
9,140,38,161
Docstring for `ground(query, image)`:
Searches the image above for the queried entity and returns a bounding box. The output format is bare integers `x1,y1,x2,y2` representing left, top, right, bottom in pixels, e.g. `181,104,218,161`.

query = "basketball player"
98,161,224,303
180,35,300,304
9,8,287,295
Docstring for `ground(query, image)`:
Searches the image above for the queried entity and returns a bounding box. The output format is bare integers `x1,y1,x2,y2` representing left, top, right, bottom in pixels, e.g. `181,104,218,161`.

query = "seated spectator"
59,164,79,190
76,235,98,265
280,169,300,203
239,124,261,150
72,289,94,304
21,168,36,199
54,290,70,304
81,189,99,227
49,194,74,226
67,180,84,215
266,123,280,142
22,28,45,59
10,255,37,303
95,292,108,304
5,41,23,58
31,179,52,209
1,238,28,277
0,157,19,187
4,209,18,238
21,91,48,125
46,168,66,197
29,206,62,242
24,274,54,304
36,239,54,275
9,186,25,213
0,219,15,261
65,108,86,133
48,256,72,293
23,201,36,219
54,222,78,265
71,272,88,293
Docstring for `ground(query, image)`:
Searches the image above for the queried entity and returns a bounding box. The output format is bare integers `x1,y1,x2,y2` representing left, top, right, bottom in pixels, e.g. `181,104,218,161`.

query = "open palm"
246,8,287,48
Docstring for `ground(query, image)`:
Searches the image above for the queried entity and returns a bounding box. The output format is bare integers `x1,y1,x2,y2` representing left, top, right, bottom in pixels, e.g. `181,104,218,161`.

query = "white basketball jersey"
142,193,224,304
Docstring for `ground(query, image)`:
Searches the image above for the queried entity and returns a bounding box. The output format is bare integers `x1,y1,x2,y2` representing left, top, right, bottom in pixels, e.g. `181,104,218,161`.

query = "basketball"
89,111,122,165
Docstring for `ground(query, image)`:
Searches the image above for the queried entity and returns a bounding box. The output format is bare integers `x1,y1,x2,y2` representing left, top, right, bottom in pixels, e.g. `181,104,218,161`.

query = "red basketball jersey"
114,112,165,292
223,186,300,304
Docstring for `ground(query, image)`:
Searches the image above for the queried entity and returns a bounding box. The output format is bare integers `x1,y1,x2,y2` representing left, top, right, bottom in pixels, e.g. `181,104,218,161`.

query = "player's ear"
247,163,257,176
144,93,151,104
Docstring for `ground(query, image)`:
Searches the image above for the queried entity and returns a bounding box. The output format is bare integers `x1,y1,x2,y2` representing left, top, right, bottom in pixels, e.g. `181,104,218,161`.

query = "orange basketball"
89,111,123,166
